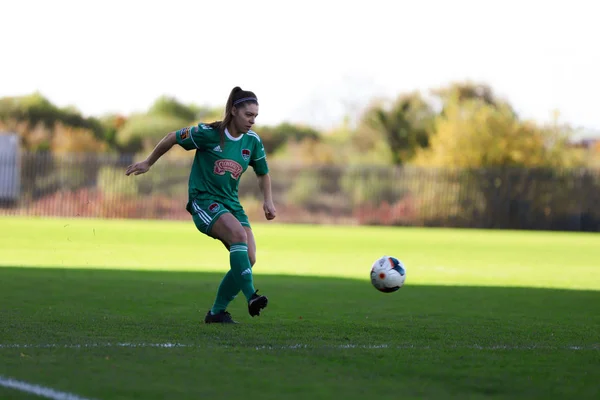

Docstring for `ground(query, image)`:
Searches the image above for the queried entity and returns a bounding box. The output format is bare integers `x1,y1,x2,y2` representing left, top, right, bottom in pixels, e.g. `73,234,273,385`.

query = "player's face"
232,103,259,133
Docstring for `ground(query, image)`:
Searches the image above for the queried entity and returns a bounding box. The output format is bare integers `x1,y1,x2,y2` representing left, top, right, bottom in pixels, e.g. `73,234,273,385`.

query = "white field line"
0,343,598,351
0,376,95,400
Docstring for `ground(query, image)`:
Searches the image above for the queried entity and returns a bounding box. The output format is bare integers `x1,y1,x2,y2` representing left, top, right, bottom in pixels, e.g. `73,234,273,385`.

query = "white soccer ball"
370,255,406,293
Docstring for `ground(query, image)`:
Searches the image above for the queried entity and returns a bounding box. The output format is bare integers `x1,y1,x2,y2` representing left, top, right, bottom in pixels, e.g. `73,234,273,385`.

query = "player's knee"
229,228,247,245
249,252,256,267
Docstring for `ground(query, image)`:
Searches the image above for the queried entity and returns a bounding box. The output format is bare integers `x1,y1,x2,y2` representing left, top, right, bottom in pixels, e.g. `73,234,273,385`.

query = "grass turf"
0,216,599,399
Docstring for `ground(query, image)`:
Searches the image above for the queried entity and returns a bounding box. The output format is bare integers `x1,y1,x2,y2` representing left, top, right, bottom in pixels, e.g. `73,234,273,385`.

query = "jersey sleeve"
249,134,269,176
175,125,210,151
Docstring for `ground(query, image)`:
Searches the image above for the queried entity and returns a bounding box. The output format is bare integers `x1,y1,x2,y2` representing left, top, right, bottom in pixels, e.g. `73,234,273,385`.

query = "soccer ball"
370,256,406,293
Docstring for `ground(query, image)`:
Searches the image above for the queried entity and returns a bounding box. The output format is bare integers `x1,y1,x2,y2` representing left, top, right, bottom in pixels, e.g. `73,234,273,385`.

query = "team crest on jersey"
214,159,243,180
241,149,251,161
180,127,190,140
208,203,220,213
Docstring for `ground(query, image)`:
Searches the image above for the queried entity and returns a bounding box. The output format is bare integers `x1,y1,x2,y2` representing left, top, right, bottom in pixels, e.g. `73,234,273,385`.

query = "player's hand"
125,160,150,176
263,200,277,220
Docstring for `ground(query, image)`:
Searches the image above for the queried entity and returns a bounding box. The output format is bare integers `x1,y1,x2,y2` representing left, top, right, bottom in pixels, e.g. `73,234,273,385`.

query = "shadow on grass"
1,265,599,348
1,267,599,400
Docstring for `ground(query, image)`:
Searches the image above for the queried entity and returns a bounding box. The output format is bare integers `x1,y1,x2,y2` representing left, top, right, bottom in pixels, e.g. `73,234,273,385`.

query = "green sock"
229,242,256,301
210,270,240,315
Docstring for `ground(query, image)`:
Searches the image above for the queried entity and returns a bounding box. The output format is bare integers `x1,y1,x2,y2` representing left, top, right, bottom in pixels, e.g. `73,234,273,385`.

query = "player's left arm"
249,135,276,220
257,173,276,220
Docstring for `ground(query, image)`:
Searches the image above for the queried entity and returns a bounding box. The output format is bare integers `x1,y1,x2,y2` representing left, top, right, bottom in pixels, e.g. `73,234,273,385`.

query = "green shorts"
189,198,250,236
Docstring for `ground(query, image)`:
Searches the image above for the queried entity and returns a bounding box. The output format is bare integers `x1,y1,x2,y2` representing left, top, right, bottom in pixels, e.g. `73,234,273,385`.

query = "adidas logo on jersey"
213,145,222,152
241,268,252,276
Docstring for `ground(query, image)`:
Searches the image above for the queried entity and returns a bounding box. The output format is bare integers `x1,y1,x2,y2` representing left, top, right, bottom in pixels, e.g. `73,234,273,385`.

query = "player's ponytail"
208,86,258,148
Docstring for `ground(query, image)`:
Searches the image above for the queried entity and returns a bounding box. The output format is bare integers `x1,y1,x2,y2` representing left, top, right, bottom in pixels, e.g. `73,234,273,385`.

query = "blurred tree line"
2,82,599,231
1,82,598,169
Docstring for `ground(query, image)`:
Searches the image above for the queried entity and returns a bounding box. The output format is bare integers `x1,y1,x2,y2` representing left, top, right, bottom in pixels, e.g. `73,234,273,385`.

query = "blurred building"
0,133,20,206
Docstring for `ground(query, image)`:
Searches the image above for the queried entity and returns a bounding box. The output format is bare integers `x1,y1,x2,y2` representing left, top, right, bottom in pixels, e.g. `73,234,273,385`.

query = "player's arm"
125,125,202,176
249,134,276,219
125,131,177,176
257,173,276,220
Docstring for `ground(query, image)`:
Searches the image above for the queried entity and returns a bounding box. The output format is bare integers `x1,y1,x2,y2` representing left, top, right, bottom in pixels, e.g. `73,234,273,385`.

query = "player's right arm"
125,131,177,176
125,125,210,176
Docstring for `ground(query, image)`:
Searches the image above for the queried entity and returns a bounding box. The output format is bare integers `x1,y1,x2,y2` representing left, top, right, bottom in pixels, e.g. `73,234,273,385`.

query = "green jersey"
175,124,269,212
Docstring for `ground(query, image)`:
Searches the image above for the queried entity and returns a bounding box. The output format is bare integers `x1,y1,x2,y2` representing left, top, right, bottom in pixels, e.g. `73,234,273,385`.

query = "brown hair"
208,86,259,148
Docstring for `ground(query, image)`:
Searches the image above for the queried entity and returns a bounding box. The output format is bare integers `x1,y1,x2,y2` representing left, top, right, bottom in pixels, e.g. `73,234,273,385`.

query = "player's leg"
209,228,256,316
207,240,240,317
217,207,266,317
227,206,256,267
218,238,254,266
209,270,238,316
209,213,257,301
193,199,266,321
234,217,266,317
244,227,256,267
190,200,240,323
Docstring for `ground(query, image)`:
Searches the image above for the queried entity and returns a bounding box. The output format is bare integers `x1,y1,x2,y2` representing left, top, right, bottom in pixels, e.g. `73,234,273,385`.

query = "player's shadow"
1,266,598,348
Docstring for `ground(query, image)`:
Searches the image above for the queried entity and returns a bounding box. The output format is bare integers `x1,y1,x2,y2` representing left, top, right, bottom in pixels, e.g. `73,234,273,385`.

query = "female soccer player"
125,87,276,324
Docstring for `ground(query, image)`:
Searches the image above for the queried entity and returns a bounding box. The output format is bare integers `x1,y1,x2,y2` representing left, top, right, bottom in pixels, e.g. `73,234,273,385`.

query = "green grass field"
0,216,599,399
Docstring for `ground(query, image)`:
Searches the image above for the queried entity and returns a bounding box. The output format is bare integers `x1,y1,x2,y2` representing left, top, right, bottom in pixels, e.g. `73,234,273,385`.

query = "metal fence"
1,151,599,232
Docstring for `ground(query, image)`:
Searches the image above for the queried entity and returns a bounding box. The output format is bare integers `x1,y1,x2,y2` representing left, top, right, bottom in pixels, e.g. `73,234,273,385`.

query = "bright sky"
1,0,598,136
